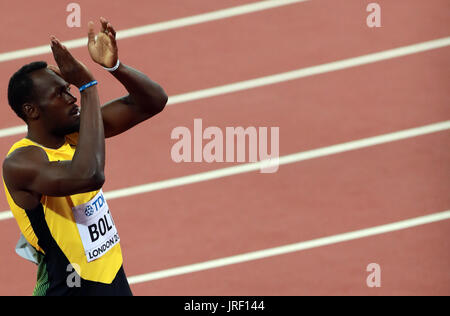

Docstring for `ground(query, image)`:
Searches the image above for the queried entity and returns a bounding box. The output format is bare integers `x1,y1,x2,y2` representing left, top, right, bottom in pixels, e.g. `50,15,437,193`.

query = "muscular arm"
72,85,105,182
3,39,105,210
86,18,167,138
101,62,168,138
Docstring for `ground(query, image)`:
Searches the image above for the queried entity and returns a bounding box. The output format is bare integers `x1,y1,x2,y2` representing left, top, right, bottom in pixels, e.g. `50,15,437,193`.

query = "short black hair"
8,61,48,121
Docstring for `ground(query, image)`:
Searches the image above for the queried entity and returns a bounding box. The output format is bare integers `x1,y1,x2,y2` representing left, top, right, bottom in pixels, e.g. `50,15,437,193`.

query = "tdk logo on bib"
72,190,120,262
84,194,105,217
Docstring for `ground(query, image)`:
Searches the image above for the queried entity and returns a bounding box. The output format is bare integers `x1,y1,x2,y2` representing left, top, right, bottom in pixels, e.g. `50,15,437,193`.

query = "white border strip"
0,0,309,63
127,210,450,284
1,36,449,139
1,120,449,222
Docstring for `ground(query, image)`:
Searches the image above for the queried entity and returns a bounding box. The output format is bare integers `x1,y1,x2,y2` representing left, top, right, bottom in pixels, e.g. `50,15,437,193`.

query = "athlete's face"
29,68,80,136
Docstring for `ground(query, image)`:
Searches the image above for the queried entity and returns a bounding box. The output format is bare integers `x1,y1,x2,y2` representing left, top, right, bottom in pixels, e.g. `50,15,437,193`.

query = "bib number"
72,190,120,262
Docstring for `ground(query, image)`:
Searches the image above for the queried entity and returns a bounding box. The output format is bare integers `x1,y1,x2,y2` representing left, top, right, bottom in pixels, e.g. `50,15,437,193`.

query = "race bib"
72,190,120,262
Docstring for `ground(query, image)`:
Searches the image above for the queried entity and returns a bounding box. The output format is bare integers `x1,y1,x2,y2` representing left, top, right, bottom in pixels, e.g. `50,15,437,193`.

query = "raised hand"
50,36,95,88
88,17,118,68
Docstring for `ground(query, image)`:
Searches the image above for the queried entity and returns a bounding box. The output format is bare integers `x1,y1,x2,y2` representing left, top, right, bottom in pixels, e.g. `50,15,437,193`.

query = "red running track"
0,0,448,295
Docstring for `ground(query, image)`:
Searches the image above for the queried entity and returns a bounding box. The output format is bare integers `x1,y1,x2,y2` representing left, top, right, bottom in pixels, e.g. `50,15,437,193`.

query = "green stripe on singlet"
32,252,49,296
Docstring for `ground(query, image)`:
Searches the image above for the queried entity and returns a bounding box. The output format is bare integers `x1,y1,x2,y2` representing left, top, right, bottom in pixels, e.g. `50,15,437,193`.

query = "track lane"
107,131,450,277
0,0,261,53
0,46,448,211
129,219,450,295
0,0,448,296
0,0,449,127
1,129,447,295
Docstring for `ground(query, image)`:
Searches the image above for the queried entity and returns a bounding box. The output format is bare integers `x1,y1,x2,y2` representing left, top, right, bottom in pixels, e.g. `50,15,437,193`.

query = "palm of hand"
89,33,117,68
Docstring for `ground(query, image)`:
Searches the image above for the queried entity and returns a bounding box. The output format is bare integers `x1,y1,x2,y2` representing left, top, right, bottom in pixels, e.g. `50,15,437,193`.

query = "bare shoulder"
4,145,48,168
3,146,51,209
3,146,49,188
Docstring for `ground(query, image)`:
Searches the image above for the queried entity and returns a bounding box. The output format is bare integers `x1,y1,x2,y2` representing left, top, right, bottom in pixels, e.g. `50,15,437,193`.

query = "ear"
22,103,40,121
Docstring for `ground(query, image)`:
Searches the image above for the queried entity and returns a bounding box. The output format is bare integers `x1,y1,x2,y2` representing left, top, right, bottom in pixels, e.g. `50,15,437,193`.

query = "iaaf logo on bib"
84,194,106,217
84,205,94,216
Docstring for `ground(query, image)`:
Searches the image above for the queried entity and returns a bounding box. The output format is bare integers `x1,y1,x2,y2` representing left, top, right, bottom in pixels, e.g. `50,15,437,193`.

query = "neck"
26,127,66,149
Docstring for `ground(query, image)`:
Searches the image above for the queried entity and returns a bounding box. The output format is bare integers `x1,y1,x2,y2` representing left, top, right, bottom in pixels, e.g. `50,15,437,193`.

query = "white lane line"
0,0,309,63
0,125,27,139
168,37,450,105
127,210,450,284
1,120,449,222
0,212,13,221
1,36,449,139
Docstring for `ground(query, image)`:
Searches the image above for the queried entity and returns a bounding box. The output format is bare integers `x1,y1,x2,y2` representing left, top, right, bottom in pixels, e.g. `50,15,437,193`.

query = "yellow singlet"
3,133,123,288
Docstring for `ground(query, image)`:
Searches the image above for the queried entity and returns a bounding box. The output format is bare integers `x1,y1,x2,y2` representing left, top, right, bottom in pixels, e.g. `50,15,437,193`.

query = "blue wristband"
79,80,98,92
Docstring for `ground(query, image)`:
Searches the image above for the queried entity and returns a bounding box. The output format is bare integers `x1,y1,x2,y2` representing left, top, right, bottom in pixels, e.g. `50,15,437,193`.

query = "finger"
107,22,116,38
50,35,58,48
50,45,65,69
56,40,69,54
50,36,63,59
100,17,108,33
49,41,60,63
108,32,117,47
50,36,65,50
50,37,76,63
87,21,96,46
